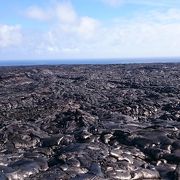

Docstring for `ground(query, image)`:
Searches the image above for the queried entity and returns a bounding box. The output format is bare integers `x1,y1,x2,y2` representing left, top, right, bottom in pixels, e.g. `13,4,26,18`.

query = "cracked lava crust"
0,63,180,180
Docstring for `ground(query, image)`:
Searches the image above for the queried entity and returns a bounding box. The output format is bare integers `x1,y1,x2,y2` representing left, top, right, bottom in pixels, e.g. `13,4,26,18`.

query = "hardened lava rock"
0,63,180,179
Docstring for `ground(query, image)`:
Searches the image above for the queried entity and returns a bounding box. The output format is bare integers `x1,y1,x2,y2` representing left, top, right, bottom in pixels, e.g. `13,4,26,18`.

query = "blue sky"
1,0,180,60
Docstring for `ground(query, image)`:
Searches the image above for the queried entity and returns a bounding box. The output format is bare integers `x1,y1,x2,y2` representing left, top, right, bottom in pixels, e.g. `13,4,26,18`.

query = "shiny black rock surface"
0,63,180,180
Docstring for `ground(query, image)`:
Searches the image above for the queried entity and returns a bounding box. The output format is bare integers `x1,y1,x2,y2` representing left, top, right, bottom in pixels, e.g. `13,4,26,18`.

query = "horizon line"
0,57,180,67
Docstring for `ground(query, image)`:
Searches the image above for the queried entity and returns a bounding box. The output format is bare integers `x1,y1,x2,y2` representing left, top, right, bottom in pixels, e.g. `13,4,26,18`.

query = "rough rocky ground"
0,63,180,180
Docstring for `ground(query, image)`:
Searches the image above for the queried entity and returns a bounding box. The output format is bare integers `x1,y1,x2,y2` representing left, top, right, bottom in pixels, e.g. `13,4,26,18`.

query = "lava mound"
0,64,180,180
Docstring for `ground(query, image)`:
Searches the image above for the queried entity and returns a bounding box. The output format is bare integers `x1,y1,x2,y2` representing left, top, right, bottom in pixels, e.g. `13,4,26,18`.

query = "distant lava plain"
0,63,179,179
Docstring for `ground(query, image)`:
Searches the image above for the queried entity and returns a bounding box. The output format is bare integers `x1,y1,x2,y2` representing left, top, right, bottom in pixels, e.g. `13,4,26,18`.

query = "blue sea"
0,57,180,66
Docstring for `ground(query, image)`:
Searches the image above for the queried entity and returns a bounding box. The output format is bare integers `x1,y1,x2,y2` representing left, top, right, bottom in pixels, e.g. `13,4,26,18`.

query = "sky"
1,0,180,60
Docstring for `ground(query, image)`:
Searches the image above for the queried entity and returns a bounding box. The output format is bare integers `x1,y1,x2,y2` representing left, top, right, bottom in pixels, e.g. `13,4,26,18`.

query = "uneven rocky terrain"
0,63,180,180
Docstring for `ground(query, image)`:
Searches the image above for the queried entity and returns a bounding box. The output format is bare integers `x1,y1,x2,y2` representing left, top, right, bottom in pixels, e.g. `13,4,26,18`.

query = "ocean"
0,58,180,66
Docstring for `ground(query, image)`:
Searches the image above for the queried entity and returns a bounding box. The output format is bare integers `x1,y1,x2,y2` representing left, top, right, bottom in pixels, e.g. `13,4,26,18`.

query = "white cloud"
77,17,100,39
100,22,180,57
102,0,124,7
56,2,77,24
0,24,23,48
25,6,50,21
101,0,180,8
2,2,180,59
25,2,78,24
151,8,180,22
29,2,100,55
37,7,180,58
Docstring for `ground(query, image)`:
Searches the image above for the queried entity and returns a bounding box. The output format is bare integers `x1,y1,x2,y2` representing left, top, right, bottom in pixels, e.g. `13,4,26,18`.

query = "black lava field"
0,63,180,180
